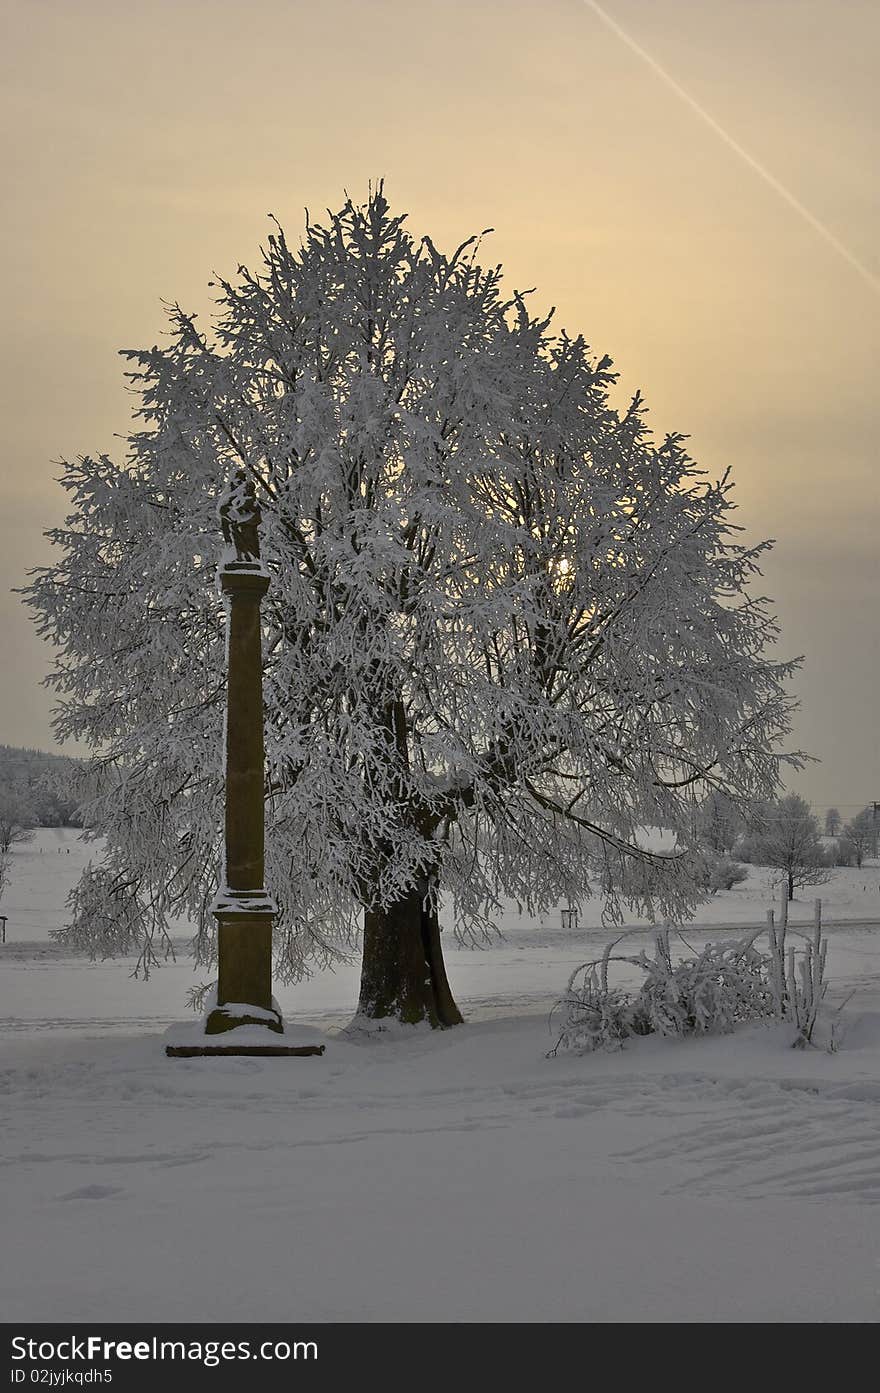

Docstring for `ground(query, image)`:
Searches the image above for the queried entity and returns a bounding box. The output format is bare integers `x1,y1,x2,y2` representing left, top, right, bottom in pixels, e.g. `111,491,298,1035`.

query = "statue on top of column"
219,467,262,563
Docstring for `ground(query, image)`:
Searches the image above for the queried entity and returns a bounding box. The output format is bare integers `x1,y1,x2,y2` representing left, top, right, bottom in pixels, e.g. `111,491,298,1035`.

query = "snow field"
2,829,880,1322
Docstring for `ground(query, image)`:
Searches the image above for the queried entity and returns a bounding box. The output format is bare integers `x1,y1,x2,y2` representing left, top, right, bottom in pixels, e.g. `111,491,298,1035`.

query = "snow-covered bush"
697,852,749,893
766,912,829,1048
711,857,748,892
551,930,773,1053
551,915,832,1054
637,931,775,1036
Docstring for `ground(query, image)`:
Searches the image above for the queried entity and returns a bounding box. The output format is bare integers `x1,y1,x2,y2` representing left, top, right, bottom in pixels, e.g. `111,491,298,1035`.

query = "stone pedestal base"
163,891,327,1056
164,1021,326,1058
206,895,278,1035
166,1041,325,1058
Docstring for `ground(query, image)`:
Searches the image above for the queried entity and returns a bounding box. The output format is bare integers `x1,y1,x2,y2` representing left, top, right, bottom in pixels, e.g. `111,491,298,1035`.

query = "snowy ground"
2,829,880,1322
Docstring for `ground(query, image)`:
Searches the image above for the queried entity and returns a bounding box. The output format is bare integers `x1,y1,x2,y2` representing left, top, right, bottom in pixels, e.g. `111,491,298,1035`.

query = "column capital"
211,887,277,918
218,563,270,598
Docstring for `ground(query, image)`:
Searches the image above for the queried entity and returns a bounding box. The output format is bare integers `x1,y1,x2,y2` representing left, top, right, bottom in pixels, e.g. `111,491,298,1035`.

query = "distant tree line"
0,745,82,828
833,806,879,868
693,791,878,901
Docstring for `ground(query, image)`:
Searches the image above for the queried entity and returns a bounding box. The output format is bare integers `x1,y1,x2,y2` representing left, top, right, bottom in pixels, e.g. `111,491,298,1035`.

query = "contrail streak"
581,0,880,296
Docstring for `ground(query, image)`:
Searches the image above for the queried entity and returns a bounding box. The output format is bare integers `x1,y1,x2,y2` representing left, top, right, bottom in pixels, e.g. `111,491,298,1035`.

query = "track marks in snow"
56,1185,125,1201
5,1033,880,1207
615,1076,880,1203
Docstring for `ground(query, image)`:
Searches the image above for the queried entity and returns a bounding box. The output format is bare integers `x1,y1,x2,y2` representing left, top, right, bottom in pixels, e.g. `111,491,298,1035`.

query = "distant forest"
0,745,82,827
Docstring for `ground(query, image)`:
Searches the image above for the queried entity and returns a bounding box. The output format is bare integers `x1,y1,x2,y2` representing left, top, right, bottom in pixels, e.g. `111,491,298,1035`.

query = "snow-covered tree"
23,187,800,1026
743,794,828,901
832,835,855,867
0,789,35,905
824,806,841,838
843,806,876,868
696,789,745,855
0,746,81,827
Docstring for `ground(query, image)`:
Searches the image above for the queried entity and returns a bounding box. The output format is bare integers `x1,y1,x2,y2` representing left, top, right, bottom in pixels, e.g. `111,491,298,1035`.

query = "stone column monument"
166,468,324,1058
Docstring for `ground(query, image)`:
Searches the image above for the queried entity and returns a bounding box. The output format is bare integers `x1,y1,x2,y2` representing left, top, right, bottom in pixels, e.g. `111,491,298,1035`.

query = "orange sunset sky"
1,0,877,811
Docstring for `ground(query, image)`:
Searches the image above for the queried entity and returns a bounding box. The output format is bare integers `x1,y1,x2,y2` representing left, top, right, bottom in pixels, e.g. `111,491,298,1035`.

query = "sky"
1,0,877,815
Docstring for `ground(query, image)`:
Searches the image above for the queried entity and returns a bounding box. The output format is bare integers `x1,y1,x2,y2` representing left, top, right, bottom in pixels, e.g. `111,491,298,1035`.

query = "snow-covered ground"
2,829,880,1322
7,827,880,945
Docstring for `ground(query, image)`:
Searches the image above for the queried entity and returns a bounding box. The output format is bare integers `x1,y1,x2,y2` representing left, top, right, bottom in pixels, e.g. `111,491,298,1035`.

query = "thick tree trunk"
357,889,463,1027
788,870,794,902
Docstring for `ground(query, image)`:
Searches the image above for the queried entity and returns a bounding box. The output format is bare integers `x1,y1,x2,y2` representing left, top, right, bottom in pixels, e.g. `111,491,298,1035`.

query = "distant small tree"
697,790,745,856
0,790,35,905
843,807,876,869
746,794,829,901
824,807,841,838
832,836,855,867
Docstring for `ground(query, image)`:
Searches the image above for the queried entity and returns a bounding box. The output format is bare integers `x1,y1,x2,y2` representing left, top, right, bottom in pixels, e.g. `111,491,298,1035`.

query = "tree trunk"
788,870,794,902
357,889,463,1028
